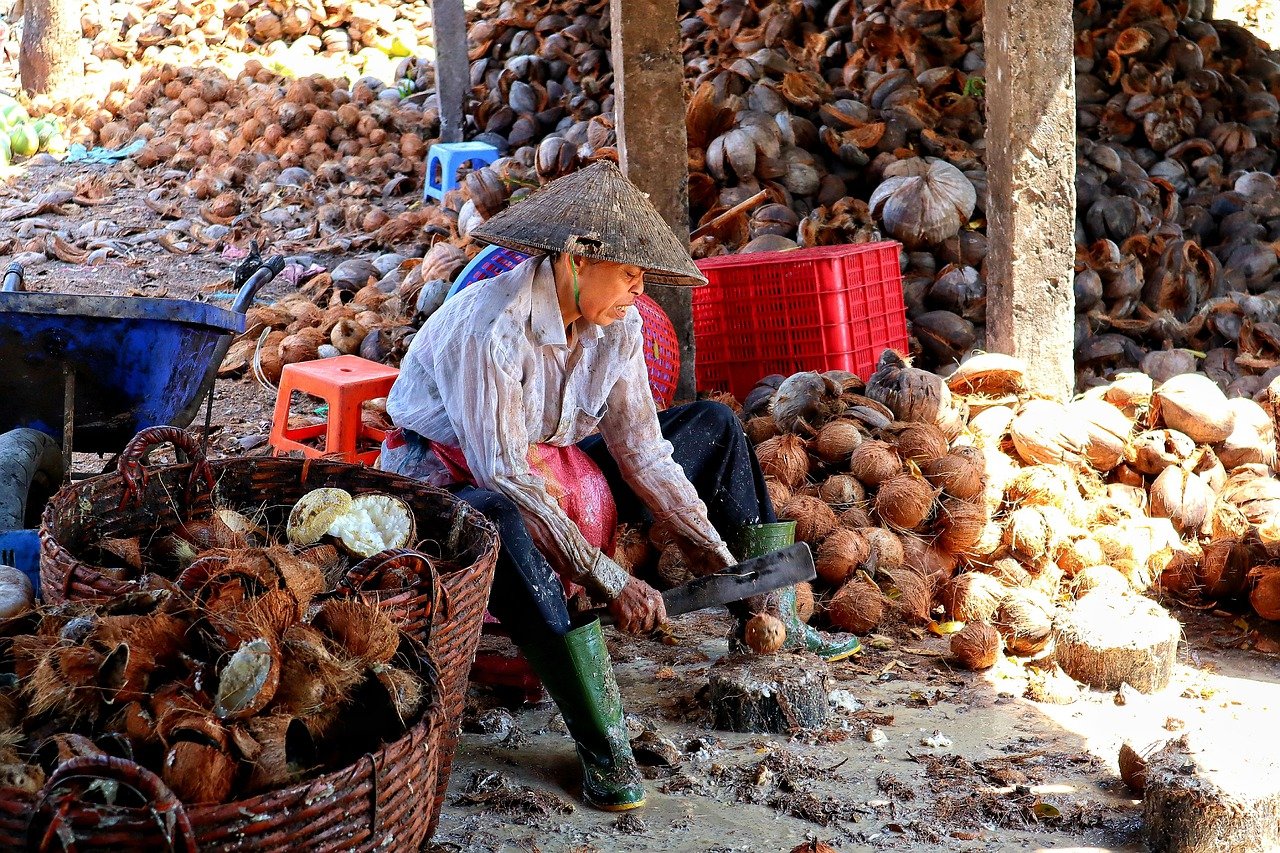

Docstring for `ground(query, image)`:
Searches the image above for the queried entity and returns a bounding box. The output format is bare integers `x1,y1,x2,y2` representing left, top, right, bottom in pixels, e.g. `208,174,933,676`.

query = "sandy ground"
8,156,1280,853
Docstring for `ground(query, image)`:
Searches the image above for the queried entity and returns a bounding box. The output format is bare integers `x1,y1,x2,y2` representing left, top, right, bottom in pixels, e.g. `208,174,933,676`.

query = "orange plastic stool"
269,355,399,465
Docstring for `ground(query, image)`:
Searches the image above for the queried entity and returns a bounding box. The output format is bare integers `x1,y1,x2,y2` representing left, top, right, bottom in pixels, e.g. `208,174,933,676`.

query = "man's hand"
608,577,667,634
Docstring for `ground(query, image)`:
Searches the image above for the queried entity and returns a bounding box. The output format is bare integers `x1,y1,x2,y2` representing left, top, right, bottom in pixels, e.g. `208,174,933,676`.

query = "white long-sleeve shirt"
384,256,731,598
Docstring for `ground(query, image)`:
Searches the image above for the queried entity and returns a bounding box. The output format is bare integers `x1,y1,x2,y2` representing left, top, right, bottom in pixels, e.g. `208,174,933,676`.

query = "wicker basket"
39,427,501,836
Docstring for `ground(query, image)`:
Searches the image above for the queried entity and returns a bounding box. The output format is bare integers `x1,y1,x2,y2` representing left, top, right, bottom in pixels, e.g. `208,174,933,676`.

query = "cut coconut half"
326,494,416,558
214,637,280,720
287,488,354,546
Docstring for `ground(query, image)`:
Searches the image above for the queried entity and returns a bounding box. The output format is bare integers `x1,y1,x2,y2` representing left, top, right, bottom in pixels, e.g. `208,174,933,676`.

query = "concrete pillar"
984,0,1077,400
610,0,697,399
431,0,468,143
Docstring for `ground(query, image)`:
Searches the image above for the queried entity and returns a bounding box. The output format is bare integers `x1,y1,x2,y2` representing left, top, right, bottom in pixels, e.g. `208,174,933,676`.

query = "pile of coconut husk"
0,573,432,806
702,350,1280,676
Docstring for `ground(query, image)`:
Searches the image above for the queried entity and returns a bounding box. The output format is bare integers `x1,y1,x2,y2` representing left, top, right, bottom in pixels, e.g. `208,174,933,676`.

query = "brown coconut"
656,547,694,589
1149,465,1215,534
900,533,958,586
934,498,988,557
1004,507,1051,563
1069,398,1133,472
861,527,905,574
815,528,870,586
995,587,1054,656
1009,400,1092,468
891,422,949,464
1249,567,1280,620
950,622,1001,670
848,440,901,487
827,575,884,634
1073,565,1130,599
279,327,326,365
920,447,985,501
613,524,653,576
794,582,816,623
838,504,873,529
757,434,810,489
162,741,236,804
744,613,787,654
744,416,780,445
874,474,938,531
984,557,1032,588
812,419,864,464
780,496,838,544
881,566,933,625
817,474,865,508
1151,373,1235,444
764,478,793,512
941,572,1009,621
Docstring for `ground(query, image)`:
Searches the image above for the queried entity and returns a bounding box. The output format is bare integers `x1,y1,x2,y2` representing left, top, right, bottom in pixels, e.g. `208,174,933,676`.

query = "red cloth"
428,439,619,563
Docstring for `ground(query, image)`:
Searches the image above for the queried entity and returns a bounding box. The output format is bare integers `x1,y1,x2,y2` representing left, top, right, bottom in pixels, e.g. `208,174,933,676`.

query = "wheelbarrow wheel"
0,428,64,532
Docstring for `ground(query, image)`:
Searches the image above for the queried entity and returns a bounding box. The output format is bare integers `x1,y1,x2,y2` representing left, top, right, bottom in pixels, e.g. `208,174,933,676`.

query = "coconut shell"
162,741,236,804
812,419,864,464
1118,740,1164,792
1218,398,1277,470
327,493,417,558
941,572,1009,621
874,474,937,531
815,528,870,586
244,715,316,793
1069,398,1133,472
950,622,1001,670
934,498,988,557
312,600,400,664
1221,473,1280,528
213,637,281,720
827,575,884,634
848,440,901,487
817,474,864,508
287,488,354,546
780,496,838,544
891,422,949,463
1149,465,1215,534
1152,373,1235,444
1104,372,1153,420
757,434,810,489
968,405,1016,446
995,588,1055,656
1009,400,1091,468
744,613,787,654
920,448,985,501
1125,429,1196,476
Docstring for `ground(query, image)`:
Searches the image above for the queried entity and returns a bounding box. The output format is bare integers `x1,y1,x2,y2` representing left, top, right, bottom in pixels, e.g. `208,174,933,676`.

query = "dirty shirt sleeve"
597,326,735,566
440,333,629,600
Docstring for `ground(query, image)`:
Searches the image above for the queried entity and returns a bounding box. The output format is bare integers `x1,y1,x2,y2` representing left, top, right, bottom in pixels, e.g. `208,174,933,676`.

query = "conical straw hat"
470,160,707,286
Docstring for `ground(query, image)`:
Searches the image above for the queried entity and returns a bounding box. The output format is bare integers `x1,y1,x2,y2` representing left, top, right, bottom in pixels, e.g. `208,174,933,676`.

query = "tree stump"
705,652,829,734
1145,733,1280,852
1053,593,1179,693
20,0,84,97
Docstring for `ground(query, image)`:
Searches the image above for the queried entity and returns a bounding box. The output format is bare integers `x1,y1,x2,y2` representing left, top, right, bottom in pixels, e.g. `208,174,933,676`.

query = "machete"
590,542,816,626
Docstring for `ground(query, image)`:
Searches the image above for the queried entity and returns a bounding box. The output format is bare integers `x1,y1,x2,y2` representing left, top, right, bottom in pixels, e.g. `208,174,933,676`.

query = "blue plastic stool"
423,141,501,202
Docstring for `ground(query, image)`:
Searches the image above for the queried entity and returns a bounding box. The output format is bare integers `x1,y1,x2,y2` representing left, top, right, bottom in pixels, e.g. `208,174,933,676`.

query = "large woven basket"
39,427,500,835
0,650,444,852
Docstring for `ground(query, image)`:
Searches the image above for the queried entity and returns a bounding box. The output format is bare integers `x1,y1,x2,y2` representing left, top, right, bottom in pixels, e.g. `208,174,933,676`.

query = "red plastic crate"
693,241,908,399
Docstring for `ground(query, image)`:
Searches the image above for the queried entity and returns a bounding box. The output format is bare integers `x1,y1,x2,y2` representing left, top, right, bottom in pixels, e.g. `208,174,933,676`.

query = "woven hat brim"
470,161,709,287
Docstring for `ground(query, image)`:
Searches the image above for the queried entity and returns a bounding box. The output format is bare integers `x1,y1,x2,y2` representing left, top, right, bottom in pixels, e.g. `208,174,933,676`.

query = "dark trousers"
452,401,776,650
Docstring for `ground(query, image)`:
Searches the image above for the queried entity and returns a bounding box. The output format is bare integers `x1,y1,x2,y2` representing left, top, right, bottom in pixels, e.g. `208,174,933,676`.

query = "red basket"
693,241,908,399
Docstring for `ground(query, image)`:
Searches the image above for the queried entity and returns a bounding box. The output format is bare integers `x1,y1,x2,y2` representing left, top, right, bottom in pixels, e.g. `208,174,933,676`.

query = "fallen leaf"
1032,801,1061,819
48,235,89,263
0,190,75,221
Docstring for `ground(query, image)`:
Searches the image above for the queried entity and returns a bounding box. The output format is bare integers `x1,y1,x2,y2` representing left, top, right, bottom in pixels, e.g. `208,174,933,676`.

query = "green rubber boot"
520,620,646,811
736,522,861,662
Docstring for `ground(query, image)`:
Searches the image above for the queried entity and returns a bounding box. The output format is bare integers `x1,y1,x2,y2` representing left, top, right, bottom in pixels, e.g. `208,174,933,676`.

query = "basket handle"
116,427,215,512
29,754,198,853
339,548,444,621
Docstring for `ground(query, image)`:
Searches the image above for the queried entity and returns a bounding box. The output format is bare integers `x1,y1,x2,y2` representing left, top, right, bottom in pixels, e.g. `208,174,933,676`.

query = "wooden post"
983,0,1077,401
431,0,468,143
20,0,83,98
610,0,697,400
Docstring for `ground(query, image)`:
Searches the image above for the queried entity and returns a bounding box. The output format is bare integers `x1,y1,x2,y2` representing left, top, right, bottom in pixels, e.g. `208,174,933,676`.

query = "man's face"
571,257,646,326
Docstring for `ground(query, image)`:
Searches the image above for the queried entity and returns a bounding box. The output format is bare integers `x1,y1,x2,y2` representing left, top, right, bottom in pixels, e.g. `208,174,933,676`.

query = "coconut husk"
744,416,781,445
1119,740,1165,793
968,405,1016,447
812,419,864,465
744,613,787,654
656,547,694,590
994,587,1054,656
794,582,816,623
950,622,1001,670
1151,373,1235,445
1004,465,1072,509
838,505,873,530
1073,565,1130,599
815,528,870,586
1023,662,1080,705
771,371,844,435
757,434,811,489
274,624,364,724
311,600,400,665
1030,561,1065,601
371,666,427,728
264,547,326,608
613,524,653,576
941,572,1009,622
1125,429,1196,476
890,422,949,463
848,440,902,488
817,474,865,509
1221,472,1280,528
1058,536,1106,576
874,474,938,532
920,448,985,501
866,350,951,425
1104,372,1153,420
827,574,883,634
244,715,317,793
969,521,1008,563
1053,594,1179,693
1069,398,1134,472
99,537,145,574
1217,398,1278,470
860,527,904,574
881,566,932,625
780,496,838,545
980,448,1020,512
934,498,988,557
1004,507,1051,563
984,557,1031,588
946,353,1026,398
1203,499,1250,542
1149,465,1215,534
162,740,237,804
1009,400,1091,469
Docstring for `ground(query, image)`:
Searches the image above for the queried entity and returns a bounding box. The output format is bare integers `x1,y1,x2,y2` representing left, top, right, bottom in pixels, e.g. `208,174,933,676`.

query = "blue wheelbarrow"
0,254,284,593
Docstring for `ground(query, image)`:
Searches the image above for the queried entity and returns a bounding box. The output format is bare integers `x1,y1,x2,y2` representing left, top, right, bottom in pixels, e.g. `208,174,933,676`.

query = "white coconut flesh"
326,494,414,558
286,488,354,546
214,637,275,719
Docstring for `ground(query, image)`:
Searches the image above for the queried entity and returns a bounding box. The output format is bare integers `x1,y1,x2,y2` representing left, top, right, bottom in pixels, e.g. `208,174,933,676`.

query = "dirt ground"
7,158,1280,853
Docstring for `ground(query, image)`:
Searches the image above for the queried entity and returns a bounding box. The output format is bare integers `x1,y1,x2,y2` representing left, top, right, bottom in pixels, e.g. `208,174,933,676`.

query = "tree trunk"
20,0,83,98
